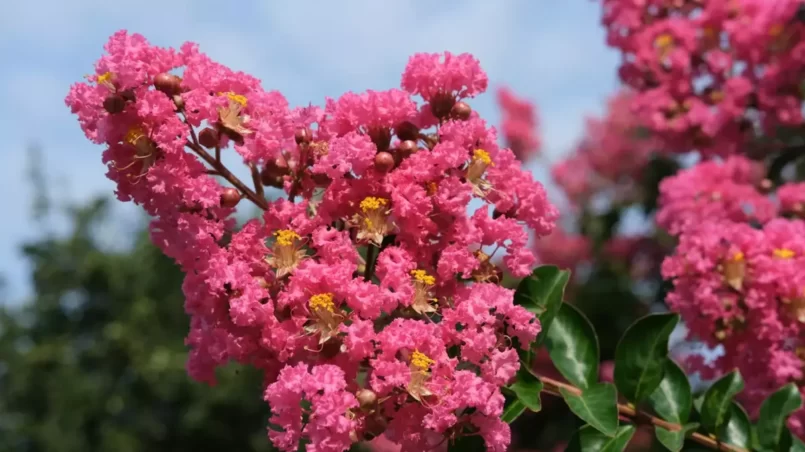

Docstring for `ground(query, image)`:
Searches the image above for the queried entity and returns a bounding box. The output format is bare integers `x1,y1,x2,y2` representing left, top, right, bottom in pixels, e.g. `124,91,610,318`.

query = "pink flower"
401,52,488,103
497,86,540,160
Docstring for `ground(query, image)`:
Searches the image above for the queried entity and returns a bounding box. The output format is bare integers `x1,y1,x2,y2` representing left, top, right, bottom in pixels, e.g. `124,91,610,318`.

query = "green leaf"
655,423,699,452
614,313,679,403
508,368,543,412
648,359,692,424
514,265,570,345
700,370,744,434
545,303,599,389
560,383,619,437
790,433,805,452
565,425,636,452
719,402,751,449
501,399,527,424
757,383,803,450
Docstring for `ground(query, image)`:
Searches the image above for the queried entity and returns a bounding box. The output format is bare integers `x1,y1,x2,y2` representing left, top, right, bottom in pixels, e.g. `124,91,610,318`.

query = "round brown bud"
294,127,312,145
430,93,456,119
356,389,378,410
103,94,126,114
198,128,219,148
153,73,182,96
260,158,290,187
374,151,395,173
397,140,417,157
220,188,241,208
450,101,472,120
119,89,136,103
396,121,419,142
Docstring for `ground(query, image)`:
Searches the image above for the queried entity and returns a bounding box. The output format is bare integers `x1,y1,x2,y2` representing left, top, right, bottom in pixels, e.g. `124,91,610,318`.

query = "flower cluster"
552,90,661,206
496,86,540,161
602,0,805,156
659,155,805,434
65,31,557,451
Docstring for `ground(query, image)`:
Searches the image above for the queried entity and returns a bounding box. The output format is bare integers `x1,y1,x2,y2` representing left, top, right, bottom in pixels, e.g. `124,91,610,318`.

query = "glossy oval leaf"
545,303,599,390
700,370,744,434
514,265,570,345
501,398,527,424
565,425,636,452
648,359,692,424
718,402,752,449
508,368,543,412
655,423,699,452
756,383,802,451
614,313,679,403
560,383,618,437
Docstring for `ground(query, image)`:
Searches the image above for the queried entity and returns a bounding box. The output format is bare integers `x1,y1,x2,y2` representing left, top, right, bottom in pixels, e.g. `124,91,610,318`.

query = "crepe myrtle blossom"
65,31,557,451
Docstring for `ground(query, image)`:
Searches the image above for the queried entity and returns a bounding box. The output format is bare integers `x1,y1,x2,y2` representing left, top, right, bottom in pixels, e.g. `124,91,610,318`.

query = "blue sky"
0,0,620,302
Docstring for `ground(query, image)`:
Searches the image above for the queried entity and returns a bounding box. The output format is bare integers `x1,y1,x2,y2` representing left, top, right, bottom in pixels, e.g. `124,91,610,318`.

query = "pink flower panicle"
496,86,540,161
65,31,557,452
603,0,805,156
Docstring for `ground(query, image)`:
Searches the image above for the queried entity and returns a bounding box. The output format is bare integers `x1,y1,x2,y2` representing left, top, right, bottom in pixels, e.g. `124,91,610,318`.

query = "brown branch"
179,113,268,210
250,163,265,201
537,375,748,452
185,140,268,210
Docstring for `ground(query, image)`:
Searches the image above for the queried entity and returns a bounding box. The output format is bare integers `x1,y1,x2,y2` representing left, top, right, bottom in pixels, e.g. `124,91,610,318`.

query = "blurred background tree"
0,149,273,451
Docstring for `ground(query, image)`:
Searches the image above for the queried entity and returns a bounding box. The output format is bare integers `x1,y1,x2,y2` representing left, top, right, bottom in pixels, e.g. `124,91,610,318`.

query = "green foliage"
514,265,570,346
0,198,270,452
565,425,635,452
756,383,803,451
700,370,744,435
613,313,679,403
545,303,599,390
560,383,618,436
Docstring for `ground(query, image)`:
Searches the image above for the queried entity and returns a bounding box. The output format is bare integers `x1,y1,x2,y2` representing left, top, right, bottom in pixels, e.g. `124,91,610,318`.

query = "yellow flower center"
220,92,248,107
309,293,335,313
360,196,388,213
124,126,146,146
774,248,795,259
274,229,300,246
654,33,674,54
472,149,493,166
410,350,434,371
411,269,435,286
97,72,114,85
731,251,744,262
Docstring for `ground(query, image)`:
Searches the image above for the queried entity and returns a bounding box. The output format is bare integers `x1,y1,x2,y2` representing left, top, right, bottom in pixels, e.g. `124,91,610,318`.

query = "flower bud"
430,93,456,119
397,140,417,158
368,127,391,151
374,151,395,173
120,89,136,103
220,188,241,208
450,101,472,120
172,94,185,110
396,121,419,142
103,94,126,114
198,128,219,148
295,127,312,145
153,73,182,96
260,157,291,187
356,389,378,410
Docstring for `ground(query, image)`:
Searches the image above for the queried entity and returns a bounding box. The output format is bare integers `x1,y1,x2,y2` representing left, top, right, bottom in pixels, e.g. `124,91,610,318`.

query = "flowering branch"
537,375,748,452
185,140,268,210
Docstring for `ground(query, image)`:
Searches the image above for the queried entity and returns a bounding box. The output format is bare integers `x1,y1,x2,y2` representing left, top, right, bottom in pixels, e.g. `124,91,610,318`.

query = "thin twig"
364,245,378,281
185,140,268,210
250,163,265,201
537,375,748,452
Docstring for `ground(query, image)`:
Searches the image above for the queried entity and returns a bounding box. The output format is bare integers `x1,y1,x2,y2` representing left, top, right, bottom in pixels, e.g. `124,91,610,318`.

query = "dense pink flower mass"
602,0,805,156
497,87,540,161
65,31,557,451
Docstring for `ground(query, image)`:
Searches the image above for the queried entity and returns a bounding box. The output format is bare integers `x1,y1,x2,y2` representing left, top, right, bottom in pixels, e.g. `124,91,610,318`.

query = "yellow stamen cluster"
410,350,434,371
472,149,493,166
411,269,435,286
731,251,745,262
97,72,114,85
309,293,335,313
124,126,146,146
654,33,674,54
360,196,388,213
774,248,795,259
426,181,439,196
220,92,248,107
274,229,301,246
